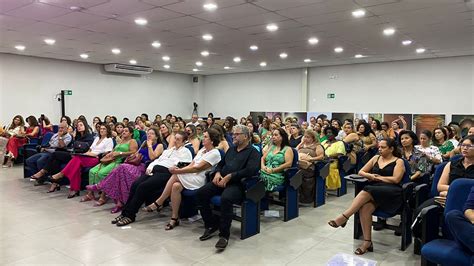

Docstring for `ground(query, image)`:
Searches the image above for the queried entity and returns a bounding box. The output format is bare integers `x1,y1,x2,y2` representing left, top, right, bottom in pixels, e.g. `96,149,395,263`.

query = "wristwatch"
119,152,123,155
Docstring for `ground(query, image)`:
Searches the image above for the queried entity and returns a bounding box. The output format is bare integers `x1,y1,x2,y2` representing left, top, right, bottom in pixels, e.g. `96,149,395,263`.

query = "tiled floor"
0,166,420,265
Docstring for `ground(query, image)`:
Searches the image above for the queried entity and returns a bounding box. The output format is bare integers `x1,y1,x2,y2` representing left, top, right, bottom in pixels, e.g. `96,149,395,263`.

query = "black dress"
363,156,403,213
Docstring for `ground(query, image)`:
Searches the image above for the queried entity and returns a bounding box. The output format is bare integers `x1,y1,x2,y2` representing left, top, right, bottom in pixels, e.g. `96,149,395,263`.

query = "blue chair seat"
272,185,285,192
422,239,472,266
182,188,197,197
211,195,221,206
372,210,396,219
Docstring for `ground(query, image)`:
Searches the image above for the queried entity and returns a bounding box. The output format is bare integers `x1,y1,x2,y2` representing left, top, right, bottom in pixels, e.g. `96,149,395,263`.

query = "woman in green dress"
260,128,294,191
89,125,138,206
433,127,454,161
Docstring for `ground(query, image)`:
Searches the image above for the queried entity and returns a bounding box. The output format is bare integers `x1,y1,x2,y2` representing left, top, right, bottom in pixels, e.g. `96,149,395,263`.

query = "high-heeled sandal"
116,216,135,227
165,218,180,231
328,213,349,228
80,193,96,202
94,197,108,207
354,240,373,255
142,201,163,212
47,183,60,193
67,191,80,199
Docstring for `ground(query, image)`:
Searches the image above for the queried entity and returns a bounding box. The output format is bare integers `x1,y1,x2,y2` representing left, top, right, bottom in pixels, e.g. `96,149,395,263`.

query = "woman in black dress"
328,138,405,255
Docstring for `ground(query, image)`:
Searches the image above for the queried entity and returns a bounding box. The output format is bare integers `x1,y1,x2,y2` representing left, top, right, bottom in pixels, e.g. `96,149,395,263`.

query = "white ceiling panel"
87,0,155,17
0,0,472,74
6,2,71,20
47,11,109,27
0,0,35,13
38,0,111,9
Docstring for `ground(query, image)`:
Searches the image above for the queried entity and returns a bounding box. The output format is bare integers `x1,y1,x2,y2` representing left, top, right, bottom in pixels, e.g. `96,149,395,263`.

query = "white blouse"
90,137,114,155
177,148,221,190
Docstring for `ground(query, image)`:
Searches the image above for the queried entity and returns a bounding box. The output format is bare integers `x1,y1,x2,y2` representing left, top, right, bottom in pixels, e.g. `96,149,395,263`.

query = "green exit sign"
63,90,72,95
327,93,335,99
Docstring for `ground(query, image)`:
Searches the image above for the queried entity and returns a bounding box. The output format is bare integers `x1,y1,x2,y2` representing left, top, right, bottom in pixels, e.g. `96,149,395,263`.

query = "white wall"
201,68,304,119
308,56,474,117
0,53,194,124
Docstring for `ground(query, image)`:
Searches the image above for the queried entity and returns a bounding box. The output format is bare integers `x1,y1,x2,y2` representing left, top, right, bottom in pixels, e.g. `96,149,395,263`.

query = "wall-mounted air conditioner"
104,64,153,75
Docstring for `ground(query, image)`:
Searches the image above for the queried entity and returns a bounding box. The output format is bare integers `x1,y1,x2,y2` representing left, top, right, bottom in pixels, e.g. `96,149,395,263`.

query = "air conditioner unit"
104,64,153,75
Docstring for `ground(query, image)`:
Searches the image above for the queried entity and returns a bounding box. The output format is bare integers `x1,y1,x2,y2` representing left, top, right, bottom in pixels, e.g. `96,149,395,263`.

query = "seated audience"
5,115,39,167
289,123,303,148
160,123,175,149
211,124,230,153
87,127,164,213
322,126,347,190
371,119,387,142
112,122,124,143
112,131,192,226
186,114,200,127
2,115,26,168
38,115,53,137
34,119,94,190
185,124,200,154
433,127,455,160
28,122,72,179
49,123,113,198
87,125,138,205
260,128,294,191
196,125,261,250
357,122,377,152
399,130,428,182
414,130,442,167
142,128,222,230
60,116,74,134
328,138,405,255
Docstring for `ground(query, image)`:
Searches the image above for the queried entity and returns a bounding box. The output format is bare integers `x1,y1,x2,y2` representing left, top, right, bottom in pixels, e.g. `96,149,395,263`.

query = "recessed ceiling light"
308,37,319,45
402,40,412,46
164,65,170,69
203,3,217,11
151,41,161,48
195,61,203,66
162,56,170,61
354,54,366,58
250,45,259,51
69,6,82,11
279,53,288,59
266,23,278,32
383,27,396,36
129,59,137,65
260,62,267,67
80,53,89,59
202,34,213,41
201,50,209,56
14,45,25,51
416,48,426,54
304,58,311,63
44,39,56,45
134,18,148,25
233,57,241,63
193,68,199,72
334,47,344,53
224,66,230,70
111,48,121,54
352,9,366,18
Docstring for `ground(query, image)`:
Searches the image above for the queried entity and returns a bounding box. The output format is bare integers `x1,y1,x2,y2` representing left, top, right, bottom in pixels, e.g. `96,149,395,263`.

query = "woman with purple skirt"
86,128,164,213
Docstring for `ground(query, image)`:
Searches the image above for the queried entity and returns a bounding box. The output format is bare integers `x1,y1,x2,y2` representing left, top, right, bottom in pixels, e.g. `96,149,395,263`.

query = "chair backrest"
41,132,54,147
52,125,59,133
445,178,474,214
218,149,225,160
185,144,195,158
401,158,411,184
430,162,448,197
291,147,299,167
450,154,463,162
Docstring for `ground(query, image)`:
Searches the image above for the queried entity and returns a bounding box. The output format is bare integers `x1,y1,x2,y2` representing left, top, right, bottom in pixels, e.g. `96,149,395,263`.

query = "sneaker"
215,237,228,250
199,227,218,241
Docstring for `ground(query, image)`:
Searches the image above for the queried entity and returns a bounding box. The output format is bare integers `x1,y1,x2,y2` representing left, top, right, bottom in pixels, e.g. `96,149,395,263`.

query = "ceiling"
0,0,472,75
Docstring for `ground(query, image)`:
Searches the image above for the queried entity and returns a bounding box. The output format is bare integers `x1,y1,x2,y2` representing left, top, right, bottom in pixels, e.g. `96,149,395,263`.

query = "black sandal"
165,218,180,231
111,215,123,224
142,201,163,213
116,216,135,227
354,240,373,255
328,213,349,228
47,183,60,193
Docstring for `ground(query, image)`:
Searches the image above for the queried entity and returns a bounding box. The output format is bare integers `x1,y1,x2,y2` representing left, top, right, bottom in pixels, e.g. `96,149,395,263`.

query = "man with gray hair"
196,124,261,250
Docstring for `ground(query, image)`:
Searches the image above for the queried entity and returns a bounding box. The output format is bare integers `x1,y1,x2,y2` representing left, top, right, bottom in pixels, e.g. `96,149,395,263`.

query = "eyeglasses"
459,144,474,149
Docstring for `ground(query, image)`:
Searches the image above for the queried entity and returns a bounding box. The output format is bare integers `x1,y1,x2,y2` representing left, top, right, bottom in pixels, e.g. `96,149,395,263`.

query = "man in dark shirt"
196,124,261,250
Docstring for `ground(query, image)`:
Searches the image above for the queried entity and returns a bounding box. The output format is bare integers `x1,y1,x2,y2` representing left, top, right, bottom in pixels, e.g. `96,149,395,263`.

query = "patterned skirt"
100,163,145,203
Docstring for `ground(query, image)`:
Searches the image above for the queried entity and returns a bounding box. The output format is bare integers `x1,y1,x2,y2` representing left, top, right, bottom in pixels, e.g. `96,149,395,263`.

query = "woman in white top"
144,128,222,230
113,131,193,226
50,123,114,198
